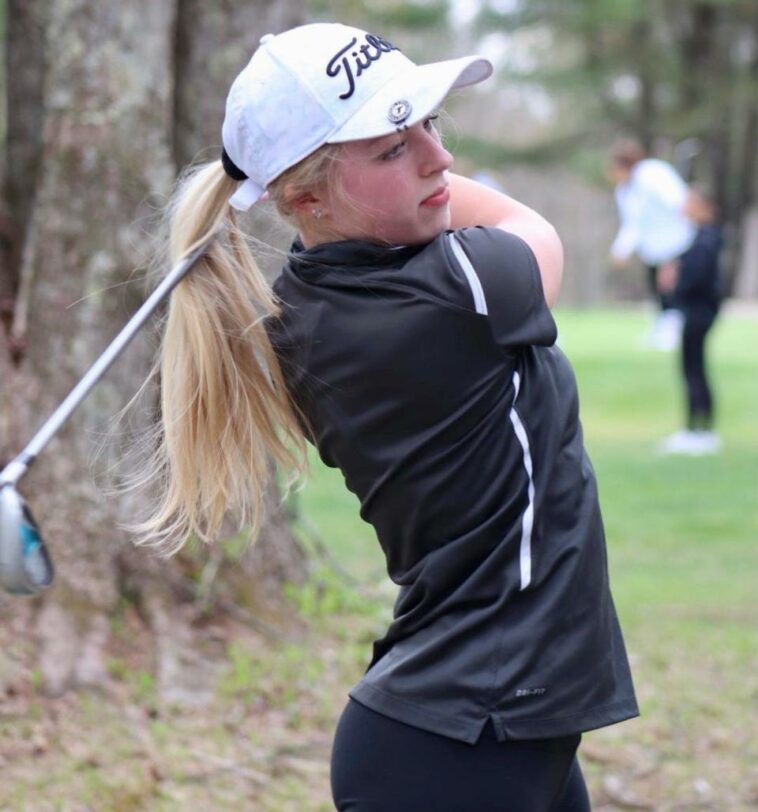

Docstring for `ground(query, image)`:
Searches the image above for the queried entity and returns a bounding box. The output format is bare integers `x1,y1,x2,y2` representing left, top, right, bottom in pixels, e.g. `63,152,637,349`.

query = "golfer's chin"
400,208,452,246
331,207,451,247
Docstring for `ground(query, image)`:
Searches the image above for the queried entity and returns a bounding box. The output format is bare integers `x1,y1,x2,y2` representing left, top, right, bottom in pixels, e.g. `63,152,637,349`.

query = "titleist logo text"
325,34,399,100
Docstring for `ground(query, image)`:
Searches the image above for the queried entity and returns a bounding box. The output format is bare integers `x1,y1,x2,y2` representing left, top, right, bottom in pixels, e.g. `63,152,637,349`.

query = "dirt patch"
1,591,755,811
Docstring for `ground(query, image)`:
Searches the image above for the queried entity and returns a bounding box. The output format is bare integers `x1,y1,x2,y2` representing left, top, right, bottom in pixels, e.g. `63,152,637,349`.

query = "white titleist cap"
221,23,493,210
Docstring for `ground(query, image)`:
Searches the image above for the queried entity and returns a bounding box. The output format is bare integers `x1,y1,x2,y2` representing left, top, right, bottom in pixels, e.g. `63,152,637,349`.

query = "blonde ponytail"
133,161,309,553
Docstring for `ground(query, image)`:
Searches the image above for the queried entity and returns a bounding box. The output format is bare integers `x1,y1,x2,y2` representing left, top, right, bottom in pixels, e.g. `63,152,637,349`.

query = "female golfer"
140,23,638,811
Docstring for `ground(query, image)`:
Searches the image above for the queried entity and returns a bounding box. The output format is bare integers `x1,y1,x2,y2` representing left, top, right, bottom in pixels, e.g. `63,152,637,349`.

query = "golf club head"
0,484,54,595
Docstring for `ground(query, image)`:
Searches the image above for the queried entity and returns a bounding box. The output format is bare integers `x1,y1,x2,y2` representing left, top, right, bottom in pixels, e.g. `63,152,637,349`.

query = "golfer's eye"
423,114,439,133
380,140,406,161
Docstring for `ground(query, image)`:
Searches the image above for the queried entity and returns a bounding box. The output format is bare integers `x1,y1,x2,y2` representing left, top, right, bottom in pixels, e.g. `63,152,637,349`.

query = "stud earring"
312,208,323,220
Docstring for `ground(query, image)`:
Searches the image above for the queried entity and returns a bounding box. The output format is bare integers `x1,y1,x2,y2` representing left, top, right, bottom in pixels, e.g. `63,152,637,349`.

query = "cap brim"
326,55,492,143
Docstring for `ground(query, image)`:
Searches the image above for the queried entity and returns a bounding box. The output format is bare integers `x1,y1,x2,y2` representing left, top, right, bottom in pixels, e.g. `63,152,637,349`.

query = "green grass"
555,309,757,643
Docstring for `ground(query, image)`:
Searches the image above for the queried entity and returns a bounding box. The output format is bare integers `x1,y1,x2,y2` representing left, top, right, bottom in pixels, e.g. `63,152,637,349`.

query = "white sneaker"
648,310,683,351
658,429,698,454
657,429,722,455
691,430,722,454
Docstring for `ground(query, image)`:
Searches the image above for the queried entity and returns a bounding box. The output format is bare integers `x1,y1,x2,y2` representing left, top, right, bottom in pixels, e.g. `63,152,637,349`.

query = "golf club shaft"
0,238,214,489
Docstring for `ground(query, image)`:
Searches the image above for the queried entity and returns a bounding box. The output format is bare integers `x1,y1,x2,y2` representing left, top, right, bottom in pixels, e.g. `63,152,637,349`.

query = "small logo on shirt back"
516,687,547,698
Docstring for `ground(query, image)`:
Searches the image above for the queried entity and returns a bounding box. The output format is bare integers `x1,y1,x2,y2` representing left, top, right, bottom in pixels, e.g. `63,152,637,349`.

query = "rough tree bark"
1,0,47,353
1,0,308,700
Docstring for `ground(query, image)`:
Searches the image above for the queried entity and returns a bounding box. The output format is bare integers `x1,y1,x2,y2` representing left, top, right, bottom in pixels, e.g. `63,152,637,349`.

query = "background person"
607,138,696,350
658,186,723,455
136,23,638,811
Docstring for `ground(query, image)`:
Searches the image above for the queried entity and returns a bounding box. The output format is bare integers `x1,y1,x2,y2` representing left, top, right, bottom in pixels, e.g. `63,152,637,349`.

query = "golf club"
0,236,215,595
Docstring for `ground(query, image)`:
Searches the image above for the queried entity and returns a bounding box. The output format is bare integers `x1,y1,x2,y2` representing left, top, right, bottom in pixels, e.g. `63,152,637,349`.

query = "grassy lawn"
1,306,755,811
553,307,758,810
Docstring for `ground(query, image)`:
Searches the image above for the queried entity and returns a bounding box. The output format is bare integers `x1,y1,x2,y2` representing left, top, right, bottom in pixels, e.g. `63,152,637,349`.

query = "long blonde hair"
133,145,341,553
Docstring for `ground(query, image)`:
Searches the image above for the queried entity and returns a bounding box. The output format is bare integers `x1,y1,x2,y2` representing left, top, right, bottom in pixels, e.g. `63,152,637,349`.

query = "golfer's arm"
448,173,563,306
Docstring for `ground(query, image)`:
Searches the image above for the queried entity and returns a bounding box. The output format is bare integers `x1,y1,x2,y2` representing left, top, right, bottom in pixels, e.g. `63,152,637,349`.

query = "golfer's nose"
419,131,453,177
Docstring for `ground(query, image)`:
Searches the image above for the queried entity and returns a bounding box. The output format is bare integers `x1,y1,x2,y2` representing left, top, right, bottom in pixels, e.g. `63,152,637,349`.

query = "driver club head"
0,484,54,595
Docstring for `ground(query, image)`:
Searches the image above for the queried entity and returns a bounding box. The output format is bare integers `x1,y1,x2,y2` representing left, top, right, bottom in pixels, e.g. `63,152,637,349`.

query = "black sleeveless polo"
265,226,639,743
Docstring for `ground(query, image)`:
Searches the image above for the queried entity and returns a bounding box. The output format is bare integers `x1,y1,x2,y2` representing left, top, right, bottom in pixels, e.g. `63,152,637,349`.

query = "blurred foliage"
452,131,595,170
283,562,387,623
308,0,450,31
472,0,758,228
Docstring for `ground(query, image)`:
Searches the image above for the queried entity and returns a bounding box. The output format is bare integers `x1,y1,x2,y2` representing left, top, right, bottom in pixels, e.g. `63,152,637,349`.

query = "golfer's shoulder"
444,227,557,350
448,227,541,295
452,224,530,251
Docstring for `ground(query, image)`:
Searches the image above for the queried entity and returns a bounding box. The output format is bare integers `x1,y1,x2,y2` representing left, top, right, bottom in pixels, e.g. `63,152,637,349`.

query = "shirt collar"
287,236,424,278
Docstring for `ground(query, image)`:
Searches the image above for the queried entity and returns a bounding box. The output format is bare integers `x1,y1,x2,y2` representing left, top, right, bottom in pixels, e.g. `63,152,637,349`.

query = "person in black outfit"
138,23,639,810
658,187,723,455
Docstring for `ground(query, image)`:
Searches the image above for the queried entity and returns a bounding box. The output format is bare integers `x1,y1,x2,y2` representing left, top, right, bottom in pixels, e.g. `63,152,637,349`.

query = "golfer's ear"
282,183,322,216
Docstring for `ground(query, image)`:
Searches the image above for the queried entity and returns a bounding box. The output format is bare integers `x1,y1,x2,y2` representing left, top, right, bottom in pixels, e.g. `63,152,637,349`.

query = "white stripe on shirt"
448,233,488,315
448,233,533,587
509,370,534,590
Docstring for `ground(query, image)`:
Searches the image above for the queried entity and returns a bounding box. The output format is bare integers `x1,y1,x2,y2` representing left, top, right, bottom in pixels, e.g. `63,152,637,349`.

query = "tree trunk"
1,0,307,700
0,0,47,358
632,17,657,152
172,0,304,170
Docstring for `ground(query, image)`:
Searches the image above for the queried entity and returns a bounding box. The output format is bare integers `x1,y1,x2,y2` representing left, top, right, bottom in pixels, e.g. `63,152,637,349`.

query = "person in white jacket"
608,139,696,349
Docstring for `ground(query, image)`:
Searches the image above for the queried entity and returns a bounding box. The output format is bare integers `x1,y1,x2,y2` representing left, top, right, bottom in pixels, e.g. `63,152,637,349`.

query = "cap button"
259,33,275,45
388,99,413,124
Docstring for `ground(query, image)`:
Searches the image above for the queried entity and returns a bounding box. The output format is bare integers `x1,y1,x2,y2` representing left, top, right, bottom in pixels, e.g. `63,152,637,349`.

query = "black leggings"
331,699,591,812
681,316,715,429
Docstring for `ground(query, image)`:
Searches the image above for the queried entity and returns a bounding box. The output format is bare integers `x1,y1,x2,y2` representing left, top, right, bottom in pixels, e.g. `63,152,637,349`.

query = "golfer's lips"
420,185,450,206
